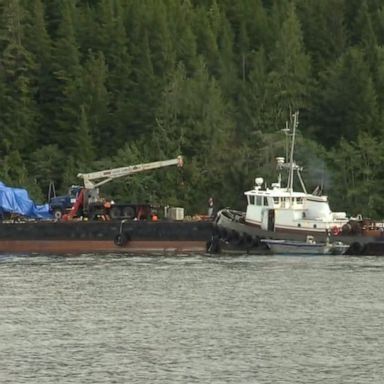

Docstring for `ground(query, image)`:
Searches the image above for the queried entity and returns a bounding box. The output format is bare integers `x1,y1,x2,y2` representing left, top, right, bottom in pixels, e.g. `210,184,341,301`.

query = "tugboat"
208,111,384,256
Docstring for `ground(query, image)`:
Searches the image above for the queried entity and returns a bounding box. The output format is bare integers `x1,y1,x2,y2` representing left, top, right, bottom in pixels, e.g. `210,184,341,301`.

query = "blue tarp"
0,182,52,219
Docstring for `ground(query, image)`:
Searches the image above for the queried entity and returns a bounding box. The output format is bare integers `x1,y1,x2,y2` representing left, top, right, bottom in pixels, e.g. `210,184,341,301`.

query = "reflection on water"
1,254,384,383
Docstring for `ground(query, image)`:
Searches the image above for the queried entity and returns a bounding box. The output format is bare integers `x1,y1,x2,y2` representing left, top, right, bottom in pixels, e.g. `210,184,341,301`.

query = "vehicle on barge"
208,111,384,256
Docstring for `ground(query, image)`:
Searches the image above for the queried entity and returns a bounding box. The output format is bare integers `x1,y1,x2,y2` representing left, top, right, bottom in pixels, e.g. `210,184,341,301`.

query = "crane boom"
77,156,183,189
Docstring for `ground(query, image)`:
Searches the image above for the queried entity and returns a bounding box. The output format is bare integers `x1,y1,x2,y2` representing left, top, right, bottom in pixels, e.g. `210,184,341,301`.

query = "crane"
78,155,183,189
50,156,184,220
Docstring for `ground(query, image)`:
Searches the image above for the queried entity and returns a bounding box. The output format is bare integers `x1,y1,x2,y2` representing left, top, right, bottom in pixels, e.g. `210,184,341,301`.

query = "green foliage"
328,134,384,218
312,47,379,146
1,0,384,217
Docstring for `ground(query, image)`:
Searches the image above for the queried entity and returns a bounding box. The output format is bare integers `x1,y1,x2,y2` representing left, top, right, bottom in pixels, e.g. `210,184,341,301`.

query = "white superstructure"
244,112,348,234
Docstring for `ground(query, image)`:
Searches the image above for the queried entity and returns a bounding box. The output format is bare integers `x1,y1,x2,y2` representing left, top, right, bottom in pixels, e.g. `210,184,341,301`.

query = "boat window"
256,196,262,206
249,195,255,205
296,197,303,205
273,197,279,205
264,197,268,206
281,197,289,208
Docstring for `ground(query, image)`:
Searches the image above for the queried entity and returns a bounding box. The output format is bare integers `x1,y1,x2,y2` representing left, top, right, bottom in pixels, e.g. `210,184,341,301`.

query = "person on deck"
208,197,214,219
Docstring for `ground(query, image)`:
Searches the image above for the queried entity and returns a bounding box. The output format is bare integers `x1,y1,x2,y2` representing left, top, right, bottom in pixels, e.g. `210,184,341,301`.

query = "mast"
278,111,306,194
288,111,299,192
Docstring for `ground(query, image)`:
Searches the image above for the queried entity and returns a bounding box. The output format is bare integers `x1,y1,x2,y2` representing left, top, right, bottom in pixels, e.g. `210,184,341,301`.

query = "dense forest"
1,0,384,217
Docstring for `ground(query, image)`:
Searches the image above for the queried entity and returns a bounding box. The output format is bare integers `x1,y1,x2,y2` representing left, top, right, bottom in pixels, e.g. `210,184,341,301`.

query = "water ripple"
0,254,384,383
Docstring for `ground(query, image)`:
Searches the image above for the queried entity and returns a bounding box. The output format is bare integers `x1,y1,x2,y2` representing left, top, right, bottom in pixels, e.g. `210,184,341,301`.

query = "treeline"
1,0,384,217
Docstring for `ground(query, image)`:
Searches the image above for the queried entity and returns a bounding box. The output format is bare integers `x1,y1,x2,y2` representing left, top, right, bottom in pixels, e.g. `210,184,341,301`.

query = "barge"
0,220,213,255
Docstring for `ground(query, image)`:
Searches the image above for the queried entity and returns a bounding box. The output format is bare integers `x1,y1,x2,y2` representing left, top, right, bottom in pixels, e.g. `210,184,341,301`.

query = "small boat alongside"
260,236,349,255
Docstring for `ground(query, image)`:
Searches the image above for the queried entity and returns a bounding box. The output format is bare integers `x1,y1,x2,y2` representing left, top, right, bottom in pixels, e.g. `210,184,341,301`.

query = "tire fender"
114,232,131,247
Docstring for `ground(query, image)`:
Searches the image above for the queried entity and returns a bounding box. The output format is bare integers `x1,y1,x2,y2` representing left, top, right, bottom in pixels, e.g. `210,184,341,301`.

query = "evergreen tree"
23,0,56,146
153,60,239,212
193,5,220,77
0,0,39,155
29,144,65,196
329,134,384,218
81,51,109,154
74,105,95,166
267,3,312,125
296,0,347,75
240,47,271,133
51,1,84,155
0,150,44,202
355,0,379,72
312,47,379,146
167,0,198,74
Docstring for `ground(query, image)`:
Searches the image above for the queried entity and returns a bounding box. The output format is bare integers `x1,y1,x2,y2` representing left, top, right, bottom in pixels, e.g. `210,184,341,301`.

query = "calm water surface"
0,253,384,384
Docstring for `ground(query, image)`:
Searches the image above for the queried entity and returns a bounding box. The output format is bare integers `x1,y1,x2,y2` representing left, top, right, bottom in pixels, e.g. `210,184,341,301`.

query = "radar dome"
255,177,263,186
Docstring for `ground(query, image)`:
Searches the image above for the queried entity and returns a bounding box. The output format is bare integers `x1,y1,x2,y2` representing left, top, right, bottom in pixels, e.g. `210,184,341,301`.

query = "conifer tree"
0,0,39,155
167,0,198,74
313,47,379,146
23,0,56,146
51,1,84,154
296,0,347,75
267,3,311,124
153,60,239,211
81,51,109,154
329,134,384,218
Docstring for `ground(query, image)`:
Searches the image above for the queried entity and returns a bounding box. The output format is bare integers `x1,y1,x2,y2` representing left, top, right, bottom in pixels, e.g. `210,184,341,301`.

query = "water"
1,253,384,384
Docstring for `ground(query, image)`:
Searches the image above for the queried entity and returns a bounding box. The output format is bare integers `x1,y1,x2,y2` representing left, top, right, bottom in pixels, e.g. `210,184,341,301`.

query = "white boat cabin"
244,177,348,233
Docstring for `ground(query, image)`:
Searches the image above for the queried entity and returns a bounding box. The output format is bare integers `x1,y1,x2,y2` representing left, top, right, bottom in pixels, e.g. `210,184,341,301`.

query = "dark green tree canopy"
1,0,384,218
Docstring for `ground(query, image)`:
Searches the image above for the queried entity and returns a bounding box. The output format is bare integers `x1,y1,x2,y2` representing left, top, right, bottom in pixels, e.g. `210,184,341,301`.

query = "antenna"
48,181,56,201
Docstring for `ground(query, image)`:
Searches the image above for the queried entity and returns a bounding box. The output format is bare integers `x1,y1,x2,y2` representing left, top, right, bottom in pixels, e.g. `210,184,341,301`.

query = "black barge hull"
0,220,213,254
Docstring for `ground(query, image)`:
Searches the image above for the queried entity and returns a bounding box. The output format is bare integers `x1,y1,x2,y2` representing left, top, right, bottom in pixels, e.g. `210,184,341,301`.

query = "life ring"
331,226,340,236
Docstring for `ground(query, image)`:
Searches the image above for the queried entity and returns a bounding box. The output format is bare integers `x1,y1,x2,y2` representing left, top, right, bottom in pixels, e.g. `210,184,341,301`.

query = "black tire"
206,236,221,254
244,234,254,247
53,209,62,220
230,231,243,245
349,242,363,255
219,227,228,240
253,236,261,247
122,206,135,219
110,206,121,219
212,225,220,236
114,232,129,247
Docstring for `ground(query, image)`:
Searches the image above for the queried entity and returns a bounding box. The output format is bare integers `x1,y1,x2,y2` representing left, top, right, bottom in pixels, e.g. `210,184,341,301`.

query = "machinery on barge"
49,156,184,221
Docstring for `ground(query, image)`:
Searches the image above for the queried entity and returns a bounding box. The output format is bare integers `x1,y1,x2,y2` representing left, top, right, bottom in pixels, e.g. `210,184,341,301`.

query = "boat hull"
0,220,212,254
212,209,384,256
260,239,349,255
